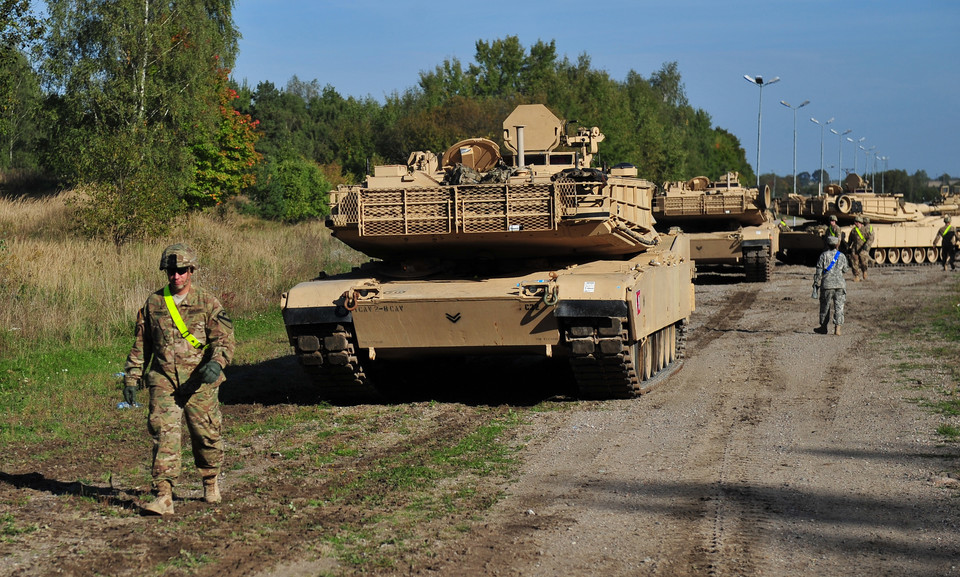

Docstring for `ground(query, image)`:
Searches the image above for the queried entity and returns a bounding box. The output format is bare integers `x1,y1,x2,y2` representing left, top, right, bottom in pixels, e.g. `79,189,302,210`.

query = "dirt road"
1,264,958,577
412,264,960,577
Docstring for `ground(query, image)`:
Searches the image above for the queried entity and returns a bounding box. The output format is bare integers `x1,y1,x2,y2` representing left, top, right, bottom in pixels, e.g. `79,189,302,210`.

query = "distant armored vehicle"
281,104,695,401
653,172,779,282
776,174,953,265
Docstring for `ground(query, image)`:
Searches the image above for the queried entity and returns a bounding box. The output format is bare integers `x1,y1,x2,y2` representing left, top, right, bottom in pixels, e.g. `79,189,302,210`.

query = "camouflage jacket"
813,248,849,290
848,225,871,252
124,285,235,391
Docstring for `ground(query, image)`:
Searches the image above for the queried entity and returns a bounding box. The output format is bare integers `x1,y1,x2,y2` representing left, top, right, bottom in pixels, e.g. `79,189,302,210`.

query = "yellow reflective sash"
163,286,207,350
943,225,953,237
855,227,866,241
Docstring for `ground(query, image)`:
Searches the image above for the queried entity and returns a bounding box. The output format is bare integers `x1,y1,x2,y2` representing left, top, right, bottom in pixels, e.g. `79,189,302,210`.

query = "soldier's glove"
123,385,138,405
198,361,222,384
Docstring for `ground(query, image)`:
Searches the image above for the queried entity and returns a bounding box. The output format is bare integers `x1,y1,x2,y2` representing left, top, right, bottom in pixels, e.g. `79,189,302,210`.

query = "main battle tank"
280,104,695,401
776,174,953,265
654,172,778,282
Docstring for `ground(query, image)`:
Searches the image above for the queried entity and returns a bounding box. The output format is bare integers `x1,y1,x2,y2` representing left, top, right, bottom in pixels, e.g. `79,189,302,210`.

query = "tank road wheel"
900,248,913,264
912,248,925,264
926,247,939,263
872,248,886,265
630,323,684,395
886,247,900,264
665,323,677,365
637,338,653,382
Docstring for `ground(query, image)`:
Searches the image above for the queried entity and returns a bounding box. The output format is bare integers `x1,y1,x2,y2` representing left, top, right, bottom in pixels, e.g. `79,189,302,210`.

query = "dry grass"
0,193,366,353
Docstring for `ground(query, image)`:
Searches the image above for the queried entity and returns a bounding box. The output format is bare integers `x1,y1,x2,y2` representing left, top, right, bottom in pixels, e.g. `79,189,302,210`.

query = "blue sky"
232,0,960,186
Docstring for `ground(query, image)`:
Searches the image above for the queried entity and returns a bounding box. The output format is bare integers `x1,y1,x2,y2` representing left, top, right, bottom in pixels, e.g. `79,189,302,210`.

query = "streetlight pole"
878,156,888,194
744,74,780,189
811,116,834,196
830,128,852,185
863,145,876,185
849,136,866,175
780,99,809,195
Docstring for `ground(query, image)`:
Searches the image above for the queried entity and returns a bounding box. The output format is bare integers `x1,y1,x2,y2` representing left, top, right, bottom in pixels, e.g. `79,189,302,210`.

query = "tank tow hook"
341,285,380,311
519,271,560,306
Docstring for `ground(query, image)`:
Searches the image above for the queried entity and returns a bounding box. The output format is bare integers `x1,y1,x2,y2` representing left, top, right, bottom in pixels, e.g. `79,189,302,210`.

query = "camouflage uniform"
935,220,958,270
824,220,841,246
813,242,849,333
125,281,235,488
847,221,870,280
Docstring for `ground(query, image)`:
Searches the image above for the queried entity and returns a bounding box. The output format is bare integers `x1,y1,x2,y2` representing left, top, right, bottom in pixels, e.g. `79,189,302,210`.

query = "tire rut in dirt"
688,289,757,349
673,361,777,576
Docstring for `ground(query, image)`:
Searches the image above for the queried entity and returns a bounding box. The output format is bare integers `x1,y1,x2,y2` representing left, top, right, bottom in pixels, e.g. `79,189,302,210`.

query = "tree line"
1,4,944,242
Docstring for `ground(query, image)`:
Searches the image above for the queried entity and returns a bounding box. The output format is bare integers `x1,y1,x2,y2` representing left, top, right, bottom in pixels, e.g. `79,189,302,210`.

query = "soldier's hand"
198,361,222,384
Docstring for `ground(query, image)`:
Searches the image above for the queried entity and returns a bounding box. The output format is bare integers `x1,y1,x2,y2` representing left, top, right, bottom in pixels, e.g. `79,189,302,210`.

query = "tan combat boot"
862,271,867,280
202,474,221,504
834,325,842,336
142,480,174,515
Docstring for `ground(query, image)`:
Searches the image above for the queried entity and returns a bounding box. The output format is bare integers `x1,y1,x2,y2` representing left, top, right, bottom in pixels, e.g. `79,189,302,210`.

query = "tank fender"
741,238,771,249
282,305,352,326
554,299,630,318
281,278,373,326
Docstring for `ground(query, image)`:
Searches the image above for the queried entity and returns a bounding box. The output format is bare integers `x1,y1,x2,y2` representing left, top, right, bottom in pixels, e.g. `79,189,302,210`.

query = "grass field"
0,193,366,445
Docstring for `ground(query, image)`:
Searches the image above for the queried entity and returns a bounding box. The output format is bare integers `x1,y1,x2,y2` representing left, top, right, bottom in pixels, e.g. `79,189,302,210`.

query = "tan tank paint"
282,104,695,400
654,172,779,282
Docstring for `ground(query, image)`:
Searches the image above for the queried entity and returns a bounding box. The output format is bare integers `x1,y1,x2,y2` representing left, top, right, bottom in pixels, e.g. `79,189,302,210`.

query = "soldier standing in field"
124,243,235,516
847,216,870,282
935,215,958,271
824,214,841,245
813,234,849,335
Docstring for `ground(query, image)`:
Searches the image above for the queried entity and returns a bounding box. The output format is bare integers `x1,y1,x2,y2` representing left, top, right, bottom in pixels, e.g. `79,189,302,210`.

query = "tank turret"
326,104,659,262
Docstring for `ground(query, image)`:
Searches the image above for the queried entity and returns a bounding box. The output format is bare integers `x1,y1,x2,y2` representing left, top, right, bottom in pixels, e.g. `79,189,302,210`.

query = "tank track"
564,318,686,399
292,323,382,403
743,249,773,282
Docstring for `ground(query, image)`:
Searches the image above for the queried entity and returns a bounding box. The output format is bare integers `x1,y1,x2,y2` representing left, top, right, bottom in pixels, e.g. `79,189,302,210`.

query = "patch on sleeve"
216,310,233,330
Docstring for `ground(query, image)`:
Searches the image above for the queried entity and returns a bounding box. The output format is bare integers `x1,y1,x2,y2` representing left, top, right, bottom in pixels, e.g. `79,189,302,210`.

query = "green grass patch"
0,512,39,541
937,423,960,439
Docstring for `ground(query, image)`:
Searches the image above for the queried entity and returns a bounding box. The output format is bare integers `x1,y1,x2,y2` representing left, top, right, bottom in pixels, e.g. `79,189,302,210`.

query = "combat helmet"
825,235,839,247
945,215,952,223
159,243,199,270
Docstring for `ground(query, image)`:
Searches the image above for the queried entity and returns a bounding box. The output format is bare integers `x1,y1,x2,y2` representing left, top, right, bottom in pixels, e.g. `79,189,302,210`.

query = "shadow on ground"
221,354,579,408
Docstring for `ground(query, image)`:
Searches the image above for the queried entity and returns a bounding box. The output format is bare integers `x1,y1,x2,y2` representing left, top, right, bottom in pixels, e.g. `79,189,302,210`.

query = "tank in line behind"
653,172,779,282
775,173,956,266
280,104,695,402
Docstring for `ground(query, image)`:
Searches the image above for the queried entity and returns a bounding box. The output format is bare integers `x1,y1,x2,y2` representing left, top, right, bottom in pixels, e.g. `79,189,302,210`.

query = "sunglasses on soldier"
167,266,192,276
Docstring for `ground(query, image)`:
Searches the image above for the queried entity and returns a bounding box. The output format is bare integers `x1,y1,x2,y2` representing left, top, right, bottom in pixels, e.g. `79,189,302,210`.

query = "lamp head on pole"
745,75,780,86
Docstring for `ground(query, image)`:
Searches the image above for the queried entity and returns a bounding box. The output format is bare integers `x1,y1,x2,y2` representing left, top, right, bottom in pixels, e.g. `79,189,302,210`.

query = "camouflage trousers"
849,249,870,277
148,381,223,486
819,288,846,327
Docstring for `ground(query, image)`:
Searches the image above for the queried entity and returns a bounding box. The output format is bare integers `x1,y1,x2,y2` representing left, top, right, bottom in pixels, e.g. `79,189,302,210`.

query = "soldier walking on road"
935,215,958,271
813,235,849,335
125,244,235,516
